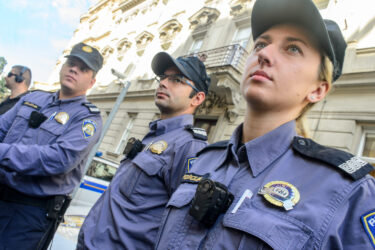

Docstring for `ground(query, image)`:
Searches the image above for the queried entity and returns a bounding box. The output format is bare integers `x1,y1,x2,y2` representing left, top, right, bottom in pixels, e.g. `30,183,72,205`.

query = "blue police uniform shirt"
155,120,375,249
0,90,102,196
78,114,207,250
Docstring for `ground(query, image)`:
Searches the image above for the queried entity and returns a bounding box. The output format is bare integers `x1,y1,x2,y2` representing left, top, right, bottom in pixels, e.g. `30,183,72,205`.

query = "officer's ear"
307,80,330,103
191,92,205,107
88,78,96,89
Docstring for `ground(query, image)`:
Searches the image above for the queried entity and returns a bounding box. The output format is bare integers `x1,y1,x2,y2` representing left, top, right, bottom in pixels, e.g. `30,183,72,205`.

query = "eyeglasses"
155,74,200,93
7,72,18,78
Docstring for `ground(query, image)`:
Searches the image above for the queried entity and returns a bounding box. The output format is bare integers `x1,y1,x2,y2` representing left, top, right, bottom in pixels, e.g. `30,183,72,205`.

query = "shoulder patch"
196,140,229,157
361,209,375,248
186,157,197,172
22,101,41,110
82,102,100,114
82,119,97,138
181,173,210,184
292,136,374,181
185,125,207,140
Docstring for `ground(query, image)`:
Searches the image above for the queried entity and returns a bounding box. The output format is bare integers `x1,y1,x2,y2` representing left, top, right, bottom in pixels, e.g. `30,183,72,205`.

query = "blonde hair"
296,55,334,138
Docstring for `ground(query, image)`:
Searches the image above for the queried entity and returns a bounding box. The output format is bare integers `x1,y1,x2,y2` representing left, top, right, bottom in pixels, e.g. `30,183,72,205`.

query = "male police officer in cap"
77,52,210,249
0,42,103,249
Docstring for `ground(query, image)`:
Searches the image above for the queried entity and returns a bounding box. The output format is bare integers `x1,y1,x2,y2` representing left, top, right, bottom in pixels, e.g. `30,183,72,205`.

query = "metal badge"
82,45,93,53
149,140,168,154
258,181,300,211
55,112,69,125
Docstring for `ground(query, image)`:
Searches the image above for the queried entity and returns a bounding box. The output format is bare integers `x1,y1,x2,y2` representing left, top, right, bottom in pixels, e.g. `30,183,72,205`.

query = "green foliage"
0,57,9,101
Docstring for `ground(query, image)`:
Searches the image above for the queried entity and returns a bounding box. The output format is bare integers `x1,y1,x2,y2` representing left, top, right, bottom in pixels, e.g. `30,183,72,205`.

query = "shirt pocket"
118,152,165,200
3,106,34,143
223,200,313,250
38,120,67,144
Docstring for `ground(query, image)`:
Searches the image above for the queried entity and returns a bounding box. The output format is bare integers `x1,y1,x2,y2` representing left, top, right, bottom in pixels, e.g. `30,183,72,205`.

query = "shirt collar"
147,114,194,136
214,120,297,176
52,91,87,104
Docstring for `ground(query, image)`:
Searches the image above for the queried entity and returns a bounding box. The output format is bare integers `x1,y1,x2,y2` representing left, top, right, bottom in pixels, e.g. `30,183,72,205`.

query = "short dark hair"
12,65,32,86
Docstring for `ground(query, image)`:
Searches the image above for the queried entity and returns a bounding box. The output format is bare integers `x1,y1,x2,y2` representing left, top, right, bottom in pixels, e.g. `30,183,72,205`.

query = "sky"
0,0,97,83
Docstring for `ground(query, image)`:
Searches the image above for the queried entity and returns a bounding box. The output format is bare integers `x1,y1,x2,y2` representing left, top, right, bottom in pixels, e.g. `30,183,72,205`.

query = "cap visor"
151,52,191,79
66,54,96,71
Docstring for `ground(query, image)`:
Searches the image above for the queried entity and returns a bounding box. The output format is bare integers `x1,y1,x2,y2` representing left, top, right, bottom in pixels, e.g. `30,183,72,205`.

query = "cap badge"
82,45,93,53
54,112,69,125
149,140,168,154
82,119,97,138
258,181,300,211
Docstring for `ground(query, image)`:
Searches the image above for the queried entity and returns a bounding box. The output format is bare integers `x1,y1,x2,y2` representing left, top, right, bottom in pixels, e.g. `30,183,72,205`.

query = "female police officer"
154,0,375,249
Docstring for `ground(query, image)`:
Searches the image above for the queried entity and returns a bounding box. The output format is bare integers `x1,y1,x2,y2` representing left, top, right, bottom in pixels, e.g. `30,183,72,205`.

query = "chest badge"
55,112,69,125
258,181,300,211
149,140,168,154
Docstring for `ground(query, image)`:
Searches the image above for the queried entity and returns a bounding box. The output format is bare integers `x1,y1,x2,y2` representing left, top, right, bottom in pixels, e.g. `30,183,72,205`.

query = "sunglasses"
7,72,18,78
155,74,200,93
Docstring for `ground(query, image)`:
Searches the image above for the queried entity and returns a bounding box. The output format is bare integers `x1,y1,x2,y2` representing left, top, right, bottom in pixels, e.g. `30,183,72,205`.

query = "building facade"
48,0,375,175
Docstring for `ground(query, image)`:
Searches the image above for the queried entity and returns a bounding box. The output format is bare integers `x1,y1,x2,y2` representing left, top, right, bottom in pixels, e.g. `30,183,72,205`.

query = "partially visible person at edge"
154,0,375,249
0,42,103,250
0,65,32,114
77,52,211,249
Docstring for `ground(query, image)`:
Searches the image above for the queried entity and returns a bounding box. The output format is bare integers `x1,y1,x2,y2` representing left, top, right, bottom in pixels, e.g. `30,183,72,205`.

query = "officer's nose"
257,46,273,67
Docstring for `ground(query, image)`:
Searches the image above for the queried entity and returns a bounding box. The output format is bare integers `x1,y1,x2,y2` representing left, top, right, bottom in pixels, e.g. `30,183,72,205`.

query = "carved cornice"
114,0,145,13
230,0,252,17
159,19,182,50
83,31,111,43
135,31,154,56
101,46,114,63
188,7,220,30
117,38,132,61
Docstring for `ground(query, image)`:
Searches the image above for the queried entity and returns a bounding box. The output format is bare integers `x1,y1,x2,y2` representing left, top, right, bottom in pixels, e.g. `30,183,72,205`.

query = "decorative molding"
188,7,220,30
230,0,253,17
196,91,226,115
83,31,111,43
135,31,154,56
116,0,146,13
159,19,182,50
101,46,114,63
117,38,132,60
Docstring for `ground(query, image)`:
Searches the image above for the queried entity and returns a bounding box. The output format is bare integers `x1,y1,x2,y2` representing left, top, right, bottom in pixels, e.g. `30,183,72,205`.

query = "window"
115,113,136,154
189,37,204,54
86,157,118,182
358,130,375,176
194,118,217,143
232,26,251,49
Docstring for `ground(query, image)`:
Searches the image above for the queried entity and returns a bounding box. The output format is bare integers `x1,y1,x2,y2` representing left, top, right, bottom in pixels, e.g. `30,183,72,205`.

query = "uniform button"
298,139,306,146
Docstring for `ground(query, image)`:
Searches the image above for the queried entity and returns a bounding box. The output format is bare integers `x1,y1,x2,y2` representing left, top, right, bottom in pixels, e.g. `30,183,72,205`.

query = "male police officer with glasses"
77,52,210,249
0,65,32,115
0,42,103,249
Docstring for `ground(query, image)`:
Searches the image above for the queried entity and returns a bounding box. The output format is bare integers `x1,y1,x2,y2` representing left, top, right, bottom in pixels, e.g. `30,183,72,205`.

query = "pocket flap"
132,153,165,176
223,202,312,250
167,186,196,208
39,120,66,136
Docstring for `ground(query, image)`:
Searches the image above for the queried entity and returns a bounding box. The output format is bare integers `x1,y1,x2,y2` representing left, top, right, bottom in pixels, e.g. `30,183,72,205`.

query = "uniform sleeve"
0,96,25,142
0,112,102,176
322,176,375,249
163,139,207,195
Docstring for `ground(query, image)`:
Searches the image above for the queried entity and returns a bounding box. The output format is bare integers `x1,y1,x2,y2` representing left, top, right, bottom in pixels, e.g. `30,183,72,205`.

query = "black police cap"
151,52,211,94
66,43,103,72
251,0,347,82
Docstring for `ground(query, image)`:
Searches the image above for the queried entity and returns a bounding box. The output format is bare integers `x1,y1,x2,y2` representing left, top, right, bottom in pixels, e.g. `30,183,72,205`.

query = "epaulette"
197,140,229,157
292,136,374,181
185,125,207,140
82,102,100,114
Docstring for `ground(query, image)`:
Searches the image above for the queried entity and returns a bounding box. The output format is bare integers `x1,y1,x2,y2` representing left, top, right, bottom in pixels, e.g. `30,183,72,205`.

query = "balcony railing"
186,44,249,74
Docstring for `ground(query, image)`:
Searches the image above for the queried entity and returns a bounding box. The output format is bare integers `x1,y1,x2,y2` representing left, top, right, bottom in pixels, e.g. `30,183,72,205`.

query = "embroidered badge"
149,140,168,154
258,181,300,211
22,101,40,110
186,157,197,172
82,119,97,138
55,112,69,125
82,45,93,53
181,173,209,184
361,209,375,248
